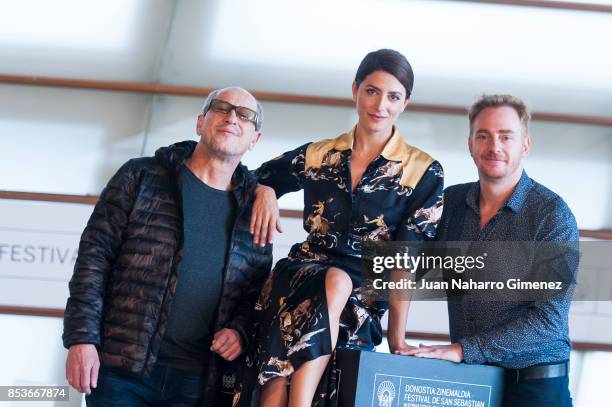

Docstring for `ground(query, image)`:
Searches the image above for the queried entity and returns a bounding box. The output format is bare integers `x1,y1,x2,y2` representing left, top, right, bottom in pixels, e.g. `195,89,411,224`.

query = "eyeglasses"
207,99,258,126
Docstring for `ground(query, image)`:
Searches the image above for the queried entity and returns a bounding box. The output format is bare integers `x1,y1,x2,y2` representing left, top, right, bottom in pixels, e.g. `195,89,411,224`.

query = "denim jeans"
503,376,573,407
86,364,205,407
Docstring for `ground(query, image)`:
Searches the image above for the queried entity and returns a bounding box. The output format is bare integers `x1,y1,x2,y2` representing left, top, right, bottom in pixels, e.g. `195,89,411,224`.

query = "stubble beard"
203,134,245,162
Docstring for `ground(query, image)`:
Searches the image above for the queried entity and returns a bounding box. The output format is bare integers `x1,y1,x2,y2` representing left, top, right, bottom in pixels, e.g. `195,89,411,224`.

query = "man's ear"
196,113,204,136
248,132,262,151
467,133,474,157
522,133,532,157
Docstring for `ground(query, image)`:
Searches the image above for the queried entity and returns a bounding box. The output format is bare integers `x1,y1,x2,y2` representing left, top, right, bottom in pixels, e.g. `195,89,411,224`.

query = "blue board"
336,349,504,407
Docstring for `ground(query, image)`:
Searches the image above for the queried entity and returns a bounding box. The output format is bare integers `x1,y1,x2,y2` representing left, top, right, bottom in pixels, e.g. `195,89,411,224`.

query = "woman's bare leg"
259,377,288,407
288,267,352,407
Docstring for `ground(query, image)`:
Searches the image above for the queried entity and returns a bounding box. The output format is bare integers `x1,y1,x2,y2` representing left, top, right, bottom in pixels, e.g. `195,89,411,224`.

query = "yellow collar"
304,126,434,189
320,125,408,161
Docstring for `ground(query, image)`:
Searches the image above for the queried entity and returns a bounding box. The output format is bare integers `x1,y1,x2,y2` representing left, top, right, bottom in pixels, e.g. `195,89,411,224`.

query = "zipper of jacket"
143,231,183,375
211,203,244,332
144,167,185,375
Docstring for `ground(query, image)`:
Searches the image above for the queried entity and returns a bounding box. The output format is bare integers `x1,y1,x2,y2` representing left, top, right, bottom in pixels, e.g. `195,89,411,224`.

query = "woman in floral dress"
244,49,444,407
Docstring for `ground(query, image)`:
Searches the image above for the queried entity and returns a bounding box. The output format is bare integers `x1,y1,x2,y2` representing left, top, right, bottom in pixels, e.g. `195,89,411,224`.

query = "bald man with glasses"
63,87,273,406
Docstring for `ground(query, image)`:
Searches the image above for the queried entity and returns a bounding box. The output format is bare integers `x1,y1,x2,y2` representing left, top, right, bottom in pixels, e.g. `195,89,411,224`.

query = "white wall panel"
0,0,175,82
159,0,612,116
0,314,83,407
0,84,150,195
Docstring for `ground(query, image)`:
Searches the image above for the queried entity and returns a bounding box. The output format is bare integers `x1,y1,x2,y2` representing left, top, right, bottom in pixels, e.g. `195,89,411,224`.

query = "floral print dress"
240,127,443,406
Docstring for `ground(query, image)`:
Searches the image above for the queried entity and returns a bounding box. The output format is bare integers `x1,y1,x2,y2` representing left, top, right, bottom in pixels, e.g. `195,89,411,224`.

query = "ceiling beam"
458,0,612,13
2,190,610,238
1,74,611,127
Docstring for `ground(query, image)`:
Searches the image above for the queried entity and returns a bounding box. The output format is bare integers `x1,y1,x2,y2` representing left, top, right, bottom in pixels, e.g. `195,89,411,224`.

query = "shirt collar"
304,125,433,189
505,170,533,212
339,125,408,162
465,170,533,214
465,182,480,214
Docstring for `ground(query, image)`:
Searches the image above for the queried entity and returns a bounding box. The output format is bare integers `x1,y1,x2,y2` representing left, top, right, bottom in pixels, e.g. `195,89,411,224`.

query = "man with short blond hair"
468,94,531,134
408,94,578,406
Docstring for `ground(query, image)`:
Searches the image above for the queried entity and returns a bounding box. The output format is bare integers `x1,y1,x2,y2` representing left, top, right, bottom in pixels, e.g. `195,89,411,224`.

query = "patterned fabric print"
311,350,340,407
256,262,331,385
305,198,342,249
254,261,383,406
303,150,349,193
251,129,444,406
338,284,386,348
256,129,445,272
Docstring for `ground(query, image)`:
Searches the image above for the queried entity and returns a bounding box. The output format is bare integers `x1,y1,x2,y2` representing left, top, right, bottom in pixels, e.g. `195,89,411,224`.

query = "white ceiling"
0,0,611,116
162,0,612,117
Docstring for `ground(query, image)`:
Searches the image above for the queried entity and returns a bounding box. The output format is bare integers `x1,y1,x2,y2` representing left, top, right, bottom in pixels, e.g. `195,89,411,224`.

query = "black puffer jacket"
63,140,272,403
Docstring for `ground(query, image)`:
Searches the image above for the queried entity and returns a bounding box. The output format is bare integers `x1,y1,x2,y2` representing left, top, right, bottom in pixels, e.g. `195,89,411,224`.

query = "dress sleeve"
254,143,310,198
395,161,444,242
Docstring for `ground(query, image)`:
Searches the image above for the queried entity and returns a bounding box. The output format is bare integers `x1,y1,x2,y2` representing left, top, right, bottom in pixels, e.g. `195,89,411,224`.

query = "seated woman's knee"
325,267,353,299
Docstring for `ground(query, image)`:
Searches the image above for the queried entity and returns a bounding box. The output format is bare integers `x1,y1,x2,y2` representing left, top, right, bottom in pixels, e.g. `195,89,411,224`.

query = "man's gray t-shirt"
157,165,237,373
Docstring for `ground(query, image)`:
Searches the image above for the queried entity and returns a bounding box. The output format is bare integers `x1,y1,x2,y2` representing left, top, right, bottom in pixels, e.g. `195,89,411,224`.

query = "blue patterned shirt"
436,171,579,369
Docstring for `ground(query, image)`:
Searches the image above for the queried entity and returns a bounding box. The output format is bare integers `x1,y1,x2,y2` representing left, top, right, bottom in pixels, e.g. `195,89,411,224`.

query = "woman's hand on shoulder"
250,184,283,247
